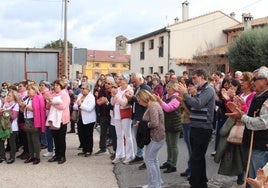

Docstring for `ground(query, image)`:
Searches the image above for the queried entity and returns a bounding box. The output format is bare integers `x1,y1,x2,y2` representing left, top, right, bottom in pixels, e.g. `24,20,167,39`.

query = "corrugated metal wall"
0,52,24,83
0,51,58,84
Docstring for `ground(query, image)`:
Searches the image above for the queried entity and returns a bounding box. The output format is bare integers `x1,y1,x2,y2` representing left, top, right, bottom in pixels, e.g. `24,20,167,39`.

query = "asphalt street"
0,127,237,188
114,132,238,188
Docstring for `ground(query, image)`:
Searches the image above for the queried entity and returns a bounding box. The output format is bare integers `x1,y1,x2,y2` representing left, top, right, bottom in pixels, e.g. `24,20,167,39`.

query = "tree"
193,42,225,76
228,26,268,72
43,39,73,49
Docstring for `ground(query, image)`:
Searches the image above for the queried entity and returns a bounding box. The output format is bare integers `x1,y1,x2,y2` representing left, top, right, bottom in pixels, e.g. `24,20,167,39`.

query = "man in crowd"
67,80,81,134
177,69,216,188
95,76,114,155
125,72,151,169
226,66,268,186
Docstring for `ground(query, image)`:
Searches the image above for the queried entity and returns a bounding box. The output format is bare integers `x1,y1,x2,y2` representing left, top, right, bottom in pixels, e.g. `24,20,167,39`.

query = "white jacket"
73,92,96,124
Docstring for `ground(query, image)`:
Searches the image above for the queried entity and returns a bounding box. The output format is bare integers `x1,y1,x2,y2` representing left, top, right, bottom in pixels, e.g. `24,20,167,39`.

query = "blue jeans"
190,127,212,188
45,126,54,152
133,120,143,158
40,132,48,146
145,139,164,188
242,146,268,179
182,123,191,175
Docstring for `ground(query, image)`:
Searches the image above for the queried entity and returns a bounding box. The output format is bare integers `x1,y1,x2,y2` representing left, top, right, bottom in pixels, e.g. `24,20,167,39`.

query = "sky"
0,0,267,51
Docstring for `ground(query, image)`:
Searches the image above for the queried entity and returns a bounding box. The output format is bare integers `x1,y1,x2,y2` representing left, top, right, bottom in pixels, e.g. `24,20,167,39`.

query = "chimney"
242,13,253,30
182,1,189,21
174,17,179,23
230,12,235,19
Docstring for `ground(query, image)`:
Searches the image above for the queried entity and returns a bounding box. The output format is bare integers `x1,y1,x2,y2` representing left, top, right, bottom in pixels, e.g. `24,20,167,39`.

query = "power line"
170,0,265,33
234,0,264,12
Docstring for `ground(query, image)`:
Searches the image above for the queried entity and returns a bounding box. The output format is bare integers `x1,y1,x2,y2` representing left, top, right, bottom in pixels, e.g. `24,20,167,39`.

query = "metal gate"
0,48,60,84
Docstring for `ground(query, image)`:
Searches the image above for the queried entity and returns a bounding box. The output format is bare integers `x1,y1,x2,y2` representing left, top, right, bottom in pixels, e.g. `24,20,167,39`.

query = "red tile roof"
87,50,130,63
223,16,268,32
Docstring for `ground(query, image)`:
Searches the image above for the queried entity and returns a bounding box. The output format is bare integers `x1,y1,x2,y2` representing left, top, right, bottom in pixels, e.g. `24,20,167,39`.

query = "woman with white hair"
73,82,96,157
111,73,135,164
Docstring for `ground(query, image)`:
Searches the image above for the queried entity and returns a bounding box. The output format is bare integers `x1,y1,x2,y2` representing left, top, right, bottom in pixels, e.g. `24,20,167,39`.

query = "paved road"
0,131,117,188
114,132,237,188
0,128,238,188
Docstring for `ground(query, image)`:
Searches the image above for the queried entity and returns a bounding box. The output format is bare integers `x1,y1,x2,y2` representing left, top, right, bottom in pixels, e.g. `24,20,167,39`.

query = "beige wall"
130,32,169,76
169,12,238,59
130,11,239,77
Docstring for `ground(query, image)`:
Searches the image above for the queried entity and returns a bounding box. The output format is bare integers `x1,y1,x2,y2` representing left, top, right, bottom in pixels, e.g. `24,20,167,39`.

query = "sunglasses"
252,76,265,82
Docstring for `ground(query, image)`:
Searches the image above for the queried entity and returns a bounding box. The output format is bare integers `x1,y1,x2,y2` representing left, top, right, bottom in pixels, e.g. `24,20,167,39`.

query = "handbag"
120,107,132,119
227,120,245,145
24,118,39,133
71,110,79,122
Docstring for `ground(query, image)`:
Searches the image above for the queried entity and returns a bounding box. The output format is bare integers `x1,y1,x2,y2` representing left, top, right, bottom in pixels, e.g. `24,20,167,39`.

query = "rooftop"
87,50,130,63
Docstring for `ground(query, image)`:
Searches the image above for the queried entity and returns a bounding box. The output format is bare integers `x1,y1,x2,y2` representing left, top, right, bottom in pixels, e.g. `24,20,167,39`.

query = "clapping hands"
247,167,268,188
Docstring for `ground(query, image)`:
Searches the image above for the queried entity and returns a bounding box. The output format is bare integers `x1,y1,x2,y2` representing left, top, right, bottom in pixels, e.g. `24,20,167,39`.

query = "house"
195,14,268,74
83,35,130,80
127,1,240,77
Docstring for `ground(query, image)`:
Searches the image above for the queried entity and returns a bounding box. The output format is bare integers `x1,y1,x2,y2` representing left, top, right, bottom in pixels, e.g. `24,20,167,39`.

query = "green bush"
228,26,268,72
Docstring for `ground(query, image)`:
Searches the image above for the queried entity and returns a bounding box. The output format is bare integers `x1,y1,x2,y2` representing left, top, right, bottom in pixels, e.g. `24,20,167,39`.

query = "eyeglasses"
105,82,112,85
81,87,88,90
112,86,118,89
252,76,265,82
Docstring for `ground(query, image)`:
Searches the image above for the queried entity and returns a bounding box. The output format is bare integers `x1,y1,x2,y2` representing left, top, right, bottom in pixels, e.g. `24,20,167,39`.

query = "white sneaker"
43,152,53,157
123,158,133,165
112,158,121,164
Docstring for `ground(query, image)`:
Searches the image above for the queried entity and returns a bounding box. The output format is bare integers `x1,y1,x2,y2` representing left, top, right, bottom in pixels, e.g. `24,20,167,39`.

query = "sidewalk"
0,130,118,188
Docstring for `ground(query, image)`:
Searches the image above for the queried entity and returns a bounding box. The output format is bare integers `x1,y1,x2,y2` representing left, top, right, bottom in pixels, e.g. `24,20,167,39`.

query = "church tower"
115,35,128,55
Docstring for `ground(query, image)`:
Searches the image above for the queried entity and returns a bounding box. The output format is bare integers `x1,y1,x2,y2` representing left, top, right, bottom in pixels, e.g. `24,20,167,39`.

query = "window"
122,64,127,68
140,67,144,74
158,66,163,74
119,40,125,47
95,63,99,67
149,39,154,49
111,64,116,68
149,67,153,74
158,36,164,57
140,42,145,60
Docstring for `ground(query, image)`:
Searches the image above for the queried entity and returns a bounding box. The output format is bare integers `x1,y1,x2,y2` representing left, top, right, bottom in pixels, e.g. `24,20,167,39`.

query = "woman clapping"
73,82,96,157
136,89,165,188
110,74,135,164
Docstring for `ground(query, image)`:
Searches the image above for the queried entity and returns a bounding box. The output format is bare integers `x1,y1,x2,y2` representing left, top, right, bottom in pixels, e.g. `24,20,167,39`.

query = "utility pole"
64,0,68,78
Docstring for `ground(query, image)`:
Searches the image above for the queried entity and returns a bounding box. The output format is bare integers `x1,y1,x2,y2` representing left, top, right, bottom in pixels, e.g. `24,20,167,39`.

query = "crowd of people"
0,66,267,188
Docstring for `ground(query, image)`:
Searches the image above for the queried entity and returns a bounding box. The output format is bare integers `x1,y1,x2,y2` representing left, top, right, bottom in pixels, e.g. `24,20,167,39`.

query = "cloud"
0,0,267,49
